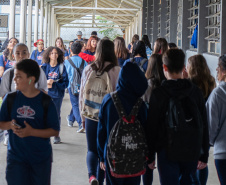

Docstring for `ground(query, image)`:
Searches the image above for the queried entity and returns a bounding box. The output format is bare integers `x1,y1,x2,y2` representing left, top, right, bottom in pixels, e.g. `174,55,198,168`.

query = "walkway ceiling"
45,0,143,29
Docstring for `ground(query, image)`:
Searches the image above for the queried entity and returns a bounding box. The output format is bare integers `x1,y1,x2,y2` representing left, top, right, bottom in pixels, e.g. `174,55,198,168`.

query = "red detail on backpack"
122,116,135,123
110,169,146,178
112,160,115,168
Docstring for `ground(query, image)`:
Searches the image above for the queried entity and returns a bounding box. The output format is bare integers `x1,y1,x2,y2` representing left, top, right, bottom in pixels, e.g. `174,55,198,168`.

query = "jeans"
157,149,198,185
68,108,76,122
142,165,153,185
52,97,63,129
191,167,208,185
215,159,226,185
85,118,105,185
68,88,82,127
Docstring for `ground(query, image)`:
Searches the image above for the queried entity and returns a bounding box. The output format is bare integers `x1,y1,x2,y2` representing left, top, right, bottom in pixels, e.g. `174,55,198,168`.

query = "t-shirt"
117,53,130,67
64,50,69,57
84,50,95,56
41,63,69,98
74,38,83,42
0,55,16,71
30,50,44,65
0,91,60,164
0,67,48,97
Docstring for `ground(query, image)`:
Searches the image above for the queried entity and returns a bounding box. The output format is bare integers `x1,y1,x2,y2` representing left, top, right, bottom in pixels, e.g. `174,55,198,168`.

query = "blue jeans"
157,150,198,185
142,165,153,185
68,108,76,122
215,159,226,185
52,97,63,129
68,88,82,127
6,158,52,185
191,167,208,185
85,118,105,185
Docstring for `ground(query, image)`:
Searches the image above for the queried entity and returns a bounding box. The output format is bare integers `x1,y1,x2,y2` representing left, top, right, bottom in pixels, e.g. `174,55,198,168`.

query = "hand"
100,162,106,171
10,119,21,132
47,79,54,85
148,161,156,170
13,121,33,138
197,161,207,170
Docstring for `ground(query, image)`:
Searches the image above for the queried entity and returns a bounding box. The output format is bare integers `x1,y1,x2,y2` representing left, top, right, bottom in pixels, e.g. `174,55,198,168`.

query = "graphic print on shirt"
37,56,42,60
17,106,35,119
48,72,58,79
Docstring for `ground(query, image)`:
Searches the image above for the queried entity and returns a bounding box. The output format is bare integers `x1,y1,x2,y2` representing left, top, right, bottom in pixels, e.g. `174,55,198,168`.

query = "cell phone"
12,121,21,128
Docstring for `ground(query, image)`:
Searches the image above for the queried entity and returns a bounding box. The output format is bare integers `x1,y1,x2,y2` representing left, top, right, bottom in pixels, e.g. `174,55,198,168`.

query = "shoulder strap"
41,93,51,128
129,98,143,118
79,59,85,72
68,58,78,69
9,68,14,92
104,64,115,73
139,58,148,67
59,63,64,76
110,91,127,118
7,91,17,119
34,50,38,59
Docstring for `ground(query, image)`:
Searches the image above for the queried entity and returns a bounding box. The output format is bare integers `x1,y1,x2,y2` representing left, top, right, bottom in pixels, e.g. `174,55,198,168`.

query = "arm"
0,66,4,77
0,55,4,77
79,52,95,63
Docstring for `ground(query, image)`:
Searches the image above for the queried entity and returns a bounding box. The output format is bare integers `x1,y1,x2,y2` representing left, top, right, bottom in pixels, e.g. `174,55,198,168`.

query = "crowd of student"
0,31,225,185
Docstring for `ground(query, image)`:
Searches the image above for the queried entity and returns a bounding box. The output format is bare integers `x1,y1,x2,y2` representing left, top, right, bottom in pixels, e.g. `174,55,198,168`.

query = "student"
30,39,45,66
168,43,178,49
146,49,209,185
0,59,59,185
114,37,130,67
153,38,168,55
124,40,148,72
55,37,69,60
0,37,19,78
186,54,215,185
41,47,69,144
142,35,152,59
74,31,83,42
68,41,74,57
206,54,226,185
78,40,95,63
84,36,98,56
128,34,139,53
79,39,121,185
65,42,87,132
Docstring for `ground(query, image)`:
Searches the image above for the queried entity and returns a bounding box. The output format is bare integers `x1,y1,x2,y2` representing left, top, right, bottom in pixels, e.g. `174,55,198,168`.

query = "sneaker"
53,136,61,144
3,135,8,146
66,116,74,127
89,176,99,185
77,127,85,133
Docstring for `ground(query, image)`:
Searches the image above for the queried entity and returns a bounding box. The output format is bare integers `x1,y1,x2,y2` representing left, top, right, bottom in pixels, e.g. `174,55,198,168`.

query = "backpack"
130,58,148,73
82,63,115,121
34,50,38,59
165,94,203,162
6,91,51,127
107,92,148,178
68,58,85,95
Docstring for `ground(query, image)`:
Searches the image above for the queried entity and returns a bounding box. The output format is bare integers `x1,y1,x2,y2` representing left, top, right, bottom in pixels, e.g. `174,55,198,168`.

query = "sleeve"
128,44,131,50
53,65,69,91
0,94,10,122
64,50,69,57
46,99,60,131
0,55,4,67
37,68,48,92
78,52,95,63
0,69,11,97
30,50,35,60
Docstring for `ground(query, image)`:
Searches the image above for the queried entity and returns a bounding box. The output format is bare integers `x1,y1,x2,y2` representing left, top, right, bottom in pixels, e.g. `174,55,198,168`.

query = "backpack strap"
79,59,85,72
129,98,143,118
7,91,17,119
68,58,78,69
3,55,8,67
34,50,38,59
41,93,51,128
110,91,127,118
139,58,148,68
9,68,14,92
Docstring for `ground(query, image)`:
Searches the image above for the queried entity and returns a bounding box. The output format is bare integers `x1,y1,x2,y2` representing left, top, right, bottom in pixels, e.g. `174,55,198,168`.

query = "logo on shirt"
37,56,42,60
48,72,58,79
17,106,35,119
8,61,16,67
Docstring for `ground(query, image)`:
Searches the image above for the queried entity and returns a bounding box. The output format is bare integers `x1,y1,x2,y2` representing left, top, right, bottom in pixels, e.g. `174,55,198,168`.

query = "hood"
161,79,194,97
116,62,148,99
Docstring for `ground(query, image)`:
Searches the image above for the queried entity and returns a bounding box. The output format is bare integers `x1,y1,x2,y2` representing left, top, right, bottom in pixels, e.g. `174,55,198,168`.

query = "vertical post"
197,0,208,54
220,0,226,55
20,0,27,43
9,0,16,38
134,16,137,34
40,0,44,39
147,0,153,42
181,0,190,52
138,11,142,38
153,0,159,47
44,3,48,47
27,0,32,52
51,7,55,46
142,0,147,35
170,0,179,43
47,4,51,47
34,0,39,45
160,0,167,38
128,25,131,44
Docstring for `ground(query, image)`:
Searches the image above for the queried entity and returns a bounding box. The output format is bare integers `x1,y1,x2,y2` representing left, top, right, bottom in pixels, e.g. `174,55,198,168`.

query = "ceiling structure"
45,0,143,29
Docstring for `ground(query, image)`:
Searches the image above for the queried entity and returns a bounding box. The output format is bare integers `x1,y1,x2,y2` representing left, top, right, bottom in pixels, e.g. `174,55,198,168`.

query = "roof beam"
53,6,139,11
61,26,125,29
59,23,129,26
55,12,136,17
57,18,131,21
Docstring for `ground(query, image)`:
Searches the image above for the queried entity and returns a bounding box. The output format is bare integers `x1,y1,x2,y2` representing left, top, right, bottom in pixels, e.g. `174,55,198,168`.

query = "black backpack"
68,58,85,95
107,92,148,178
165,94,203,162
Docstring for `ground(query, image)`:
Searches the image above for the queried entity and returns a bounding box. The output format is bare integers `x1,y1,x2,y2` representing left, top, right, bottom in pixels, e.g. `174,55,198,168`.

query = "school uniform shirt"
64,50,69,58
84,50,95,56
78,52,95,63
0,67,48,97
117,53,130,67
124,57,148,72
0,91,60,164
0,55,16,71
64,55,88,88
41,63,69,99
30,50,44,65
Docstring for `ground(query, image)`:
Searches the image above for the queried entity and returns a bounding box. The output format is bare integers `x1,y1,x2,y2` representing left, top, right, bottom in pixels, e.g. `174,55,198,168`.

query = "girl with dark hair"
41,47,69,144
153,38,168,55
0,37,18,79
55,37,69,60
142,35,152,59
79,39,120,185
128,34,139,53
206,54,226,185
114,37,130,67
0,59,59,185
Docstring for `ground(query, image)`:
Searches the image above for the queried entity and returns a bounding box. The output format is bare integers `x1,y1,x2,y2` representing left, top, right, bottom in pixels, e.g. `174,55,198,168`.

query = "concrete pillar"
134,16,137,34
160,0,167,38
27,0,32,52
147,0,153,42
152,0,159,47
44,3,48,47
170,0,179,43
220,0,226,55
40,0,44,39
142,0,147,35
34,0,39,44
9,0,16,38
51,7,55,46
20,0,27,43
47,5,51,47
138,11,142,38
128,25,131,44
181,0,190,52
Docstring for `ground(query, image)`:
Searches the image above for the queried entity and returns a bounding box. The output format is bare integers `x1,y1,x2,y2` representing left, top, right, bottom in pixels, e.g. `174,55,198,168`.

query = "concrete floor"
0,94,220,185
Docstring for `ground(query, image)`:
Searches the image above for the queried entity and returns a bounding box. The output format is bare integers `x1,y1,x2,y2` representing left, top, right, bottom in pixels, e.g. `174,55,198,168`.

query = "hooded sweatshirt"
146,79,209,163
206,81,226,159
97,62,148,162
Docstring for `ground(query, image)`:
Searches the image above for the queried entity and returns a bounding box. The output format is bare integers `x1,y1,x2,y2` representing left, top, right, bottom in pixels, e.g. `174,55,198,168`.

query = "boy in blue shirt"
30,39,45,66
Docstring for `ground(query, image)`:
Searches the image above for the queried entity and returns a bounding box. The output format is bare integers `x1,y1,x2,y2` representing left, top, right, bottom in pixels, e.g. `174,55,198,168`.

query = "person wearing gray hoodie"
206,54,226,185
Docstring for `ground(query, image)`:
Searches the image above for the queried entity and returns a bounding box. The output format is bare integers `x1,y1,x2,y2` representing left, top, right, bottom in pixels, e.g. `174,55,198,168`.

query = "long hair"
114,37,128,59
142,35,152,50
92,39,118,72
131,34,139,44
3,37,19,60
145,54,166,92
55,37,66,51
132,40,147,59
42,46,64,64
153,38,168,55
188,55,216,99
85,36,98,51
